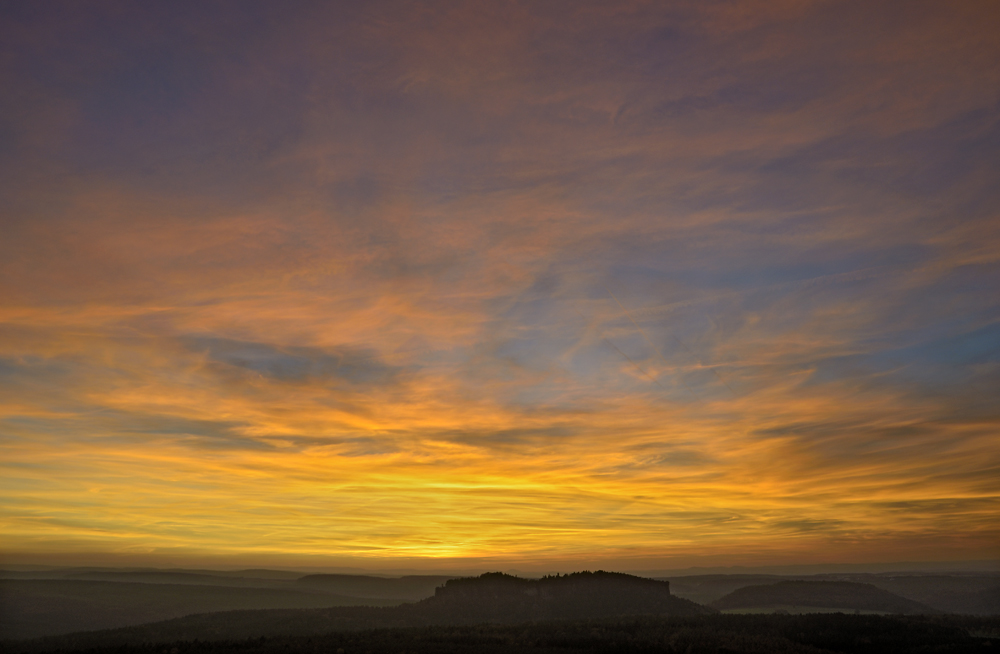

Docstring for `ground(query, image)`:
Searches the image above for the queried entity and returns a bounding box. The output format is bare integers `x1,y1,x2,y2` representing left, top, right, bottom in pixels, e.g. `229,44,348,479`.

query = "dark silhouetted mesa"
413,571,709,623
711,580,937,614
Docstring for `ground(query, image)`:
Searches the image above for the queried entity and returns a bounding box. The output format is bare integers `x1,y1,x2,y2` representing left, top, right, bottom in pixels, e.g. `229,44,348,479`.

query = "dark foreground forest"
8,614,1000,654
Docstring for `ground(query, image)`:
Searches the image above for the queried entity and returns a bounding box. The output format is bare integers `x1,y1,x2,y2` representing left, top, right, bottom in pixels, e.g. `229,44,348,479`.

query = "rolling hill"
295,573,455,600
662,572,1000,615
0,579,401,640
0,568,461,640
710,580,937,614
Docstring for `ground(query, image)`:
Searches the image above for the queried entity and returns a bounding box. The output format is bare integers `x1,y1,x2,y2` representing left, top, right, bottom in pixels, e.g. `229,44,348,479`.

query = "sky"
1,0,998,573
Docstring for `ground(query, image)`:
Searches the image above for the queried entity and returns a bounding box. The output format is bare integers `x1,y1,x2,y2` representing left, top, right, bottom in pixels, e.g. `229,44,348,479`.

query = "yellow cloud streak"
3,0,999,568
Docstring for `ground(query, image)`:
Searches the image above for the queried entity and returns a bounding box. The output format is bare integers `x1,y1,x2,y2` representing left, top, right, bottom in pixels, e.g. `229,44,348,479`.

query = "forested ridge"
8,615,999,654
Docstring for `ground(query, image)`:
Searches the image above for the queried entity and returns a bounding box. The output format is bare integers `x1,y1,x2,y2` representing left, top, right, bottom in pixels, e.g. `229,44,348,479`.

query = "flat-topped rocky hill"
413,571,710,623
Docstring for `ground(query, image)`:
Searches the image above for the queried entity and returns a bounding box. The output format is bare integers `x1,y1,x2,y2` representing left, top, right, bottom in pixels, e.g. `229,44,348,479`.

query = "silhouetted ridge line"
435,570,670,595
711,580,938,614
295,574,454,600
412,570,709,622
3,571,712,649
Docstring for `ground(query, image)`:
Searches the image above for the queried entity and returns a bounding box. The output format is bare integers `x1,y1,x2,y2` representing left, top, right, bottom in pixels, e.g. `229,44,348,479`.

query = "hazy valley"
2,567,998,652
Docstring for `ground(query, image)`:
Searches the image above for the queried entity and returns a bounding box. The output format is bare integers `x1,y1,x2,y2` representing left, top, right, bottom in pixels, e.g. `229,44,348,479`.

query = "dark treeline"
8,614,1000,654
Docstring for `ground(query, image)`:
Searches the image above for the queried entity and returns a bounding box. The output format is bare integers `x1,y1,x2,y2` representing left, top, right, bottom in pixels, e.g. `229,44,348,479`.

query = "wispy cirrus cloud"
0,0,997,568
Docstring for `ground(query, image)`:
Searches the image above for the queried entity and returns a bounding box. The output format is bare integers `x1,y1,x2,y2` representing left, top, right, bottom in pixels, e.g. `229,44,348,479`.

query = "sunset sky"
1,1,998,572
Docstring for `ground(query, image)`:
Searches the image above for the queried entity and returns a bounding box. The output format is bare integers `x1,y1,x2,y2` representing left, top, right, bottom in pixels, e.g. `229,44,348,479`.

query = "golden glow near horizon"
1,2,998,570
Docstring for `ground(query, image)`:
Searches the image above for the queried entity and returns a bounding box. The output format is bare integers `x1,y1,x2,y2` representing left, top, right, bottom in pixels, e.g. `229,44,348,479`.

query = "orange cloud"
1,0,998,569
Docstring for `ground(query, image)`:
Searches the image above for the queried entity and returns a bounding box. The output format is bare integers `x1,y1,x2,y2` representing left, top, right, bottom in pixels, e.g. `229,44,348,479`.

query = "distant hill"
856,574,1000,615
6,571,710,649
930,586,1000,616
296,574,454,600
662,572,1000,615
61,571,289,588
659,574,786,605
0,579,401,640
0,570,455,639
711,580,937,614
0,567,304,582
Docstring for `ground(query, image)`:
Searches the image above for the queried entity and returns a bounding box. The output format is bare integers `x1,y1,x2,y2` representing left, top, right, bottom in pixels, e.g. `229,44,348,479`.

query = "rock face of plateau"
710,580,937,614
410,571,712,623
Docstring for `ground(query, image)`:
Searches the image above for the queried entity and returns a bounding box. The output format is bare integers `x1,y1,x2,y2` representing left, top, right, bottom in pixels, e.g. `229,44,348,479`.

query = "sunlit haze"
1,1,998,573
